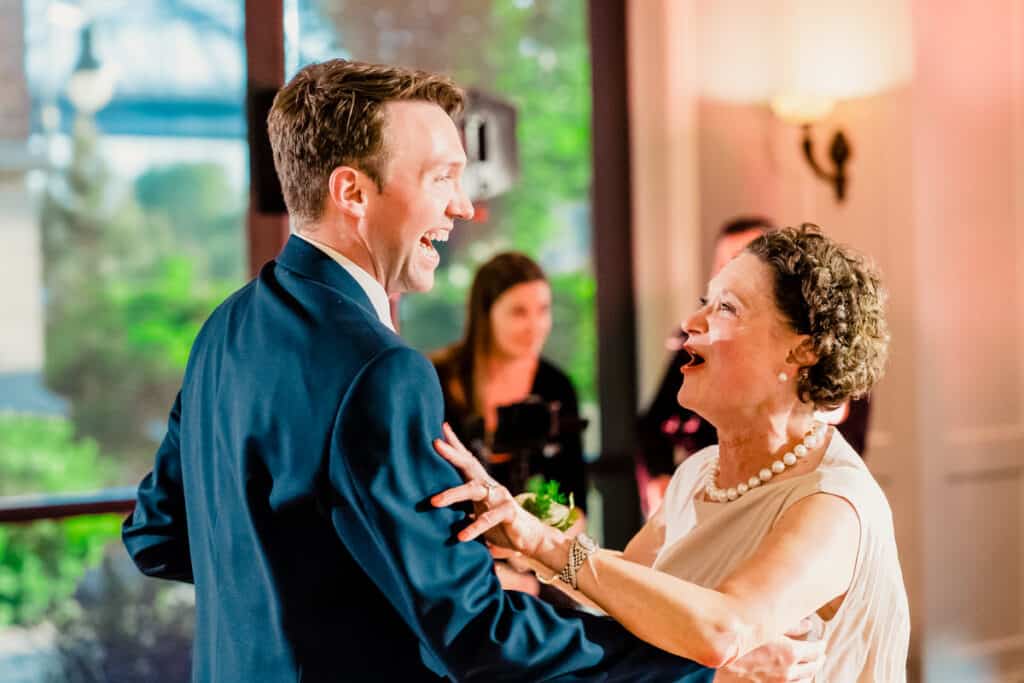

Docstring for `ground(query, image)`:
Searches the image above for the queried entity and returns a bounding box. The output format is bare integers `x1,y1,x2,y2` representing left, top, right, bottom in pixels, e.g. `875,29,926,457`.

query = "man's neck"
297,221,382,287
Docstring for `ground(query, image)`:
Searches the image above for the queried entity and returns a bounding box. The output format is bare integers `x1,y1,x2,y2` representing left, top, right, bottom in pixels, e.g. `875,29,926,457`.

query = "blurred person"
432,252,586,509
122,59,714,682
432,252,586,599
434,224,910,682
637,217,873,515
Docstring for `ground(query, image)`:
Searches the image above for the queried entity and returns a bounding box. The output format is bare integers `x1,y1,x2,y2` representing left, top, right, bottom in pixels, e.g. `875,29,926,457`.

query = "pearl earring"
778,372,788,382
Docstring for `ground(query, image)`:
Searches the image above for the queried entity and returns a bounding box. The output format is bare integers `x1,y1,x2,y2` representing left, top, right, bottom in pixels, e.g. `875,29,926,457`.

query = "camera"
491,396,588,454
460,397,588,494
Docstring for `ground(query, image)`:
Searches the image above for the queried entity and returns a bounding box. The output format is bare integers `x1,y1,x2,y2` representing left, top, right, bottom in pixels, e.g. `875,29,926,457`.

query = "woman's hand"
431,423,562,560
493,561,541,595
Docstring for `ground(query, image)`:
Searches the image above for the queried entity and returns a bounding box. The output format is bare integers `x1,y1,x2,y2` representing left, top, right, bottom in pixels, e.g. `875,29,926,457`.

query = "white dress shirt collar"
294,232,396,332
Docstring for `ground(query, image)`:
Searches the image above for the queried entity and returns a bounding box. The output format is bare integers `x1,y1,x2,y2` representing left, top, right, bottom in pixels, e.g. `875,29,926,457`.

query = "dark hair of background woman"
433,252,547,414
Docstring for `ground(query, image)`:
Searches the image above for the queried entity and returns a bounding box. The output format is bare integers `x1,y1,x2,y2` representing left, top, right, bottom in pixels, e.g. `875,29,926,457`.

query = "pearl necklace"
705,420,828,503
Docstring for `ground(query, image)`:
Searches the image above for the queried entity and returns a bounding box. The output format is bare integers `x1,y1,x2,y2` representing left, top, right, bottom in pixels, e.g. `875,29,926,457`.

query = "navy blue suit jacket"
123,236,713,682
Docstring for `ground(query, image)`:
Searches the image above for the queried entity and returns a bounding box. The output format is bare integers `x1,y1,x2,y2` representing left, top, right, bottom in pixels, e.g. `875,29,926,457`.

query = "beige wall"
627,0,702,406
629,0,1024,679
0,179,45,374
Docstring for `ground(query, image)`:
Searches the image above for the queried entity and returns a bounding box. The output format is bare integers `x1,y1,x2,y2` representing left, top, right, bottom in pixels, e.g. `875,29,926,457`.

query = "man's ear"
787,337,819,367
327,166,369,219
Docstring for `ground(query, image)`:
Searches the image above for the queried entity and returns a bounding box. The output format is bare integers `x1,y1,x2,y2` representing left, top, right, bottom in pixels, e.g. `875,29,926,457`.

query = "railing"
0,487,136,523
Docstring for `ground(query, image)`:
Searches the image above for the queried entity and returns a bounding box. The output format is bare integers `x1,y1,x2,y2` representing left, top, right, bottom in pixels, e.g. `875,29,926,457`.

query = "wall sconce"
769,96,850,202
698,1,914,203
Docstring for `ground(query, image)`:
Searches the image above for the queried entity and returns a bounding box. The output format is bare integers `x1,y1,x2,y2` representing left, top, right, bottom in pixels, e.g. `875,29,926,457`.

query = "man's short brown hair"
267,59,464,224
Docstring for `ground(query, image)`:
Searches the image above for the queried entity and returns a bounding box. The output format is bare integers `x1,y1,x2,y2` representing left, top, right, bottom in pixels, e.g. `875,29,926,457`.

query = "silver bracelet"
555,533,599,590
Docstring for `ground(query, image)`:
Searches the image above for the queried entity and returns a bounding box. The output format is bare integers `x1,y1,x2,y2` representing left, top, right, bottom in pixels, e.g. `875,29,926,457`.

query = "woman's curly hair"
745,224,889,409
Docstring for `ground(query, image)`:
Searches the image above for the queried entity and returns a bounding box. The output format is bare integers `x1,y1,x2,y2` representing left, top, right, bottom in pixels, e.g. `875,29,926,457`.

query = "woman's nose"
681,308,708,336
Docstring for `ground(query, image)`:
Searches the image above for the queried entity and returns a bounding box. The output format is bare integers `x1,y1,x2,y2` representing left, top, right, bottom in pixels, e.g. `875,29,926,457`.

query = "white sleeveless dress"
653,430,910,682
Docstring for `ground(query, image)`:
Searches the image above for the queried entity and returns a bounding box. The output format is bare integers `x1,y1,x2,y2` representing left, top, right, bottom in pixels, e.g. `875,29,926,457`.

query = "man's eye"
436,175,452,182
719,302,736,313
698,297,708,307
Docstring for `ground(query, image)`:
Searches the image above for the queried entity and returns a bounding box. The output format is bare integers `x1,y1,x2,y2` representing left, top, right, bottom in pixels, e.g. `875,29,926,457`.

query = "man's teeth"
424,231,449,243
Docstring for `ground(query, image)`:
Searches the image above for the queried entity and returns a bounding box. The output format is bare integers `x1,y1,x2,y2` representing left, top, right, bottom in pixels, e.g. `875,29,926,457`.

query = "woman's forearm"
536,539,756,667
529,494,860,668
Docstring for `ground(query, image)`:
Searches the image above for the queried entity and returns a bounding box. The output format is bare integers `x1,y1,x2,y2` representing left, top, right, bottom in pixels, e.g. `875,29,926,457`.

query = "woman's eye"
719,302,736,314
436,174,452,182
698,297,708,307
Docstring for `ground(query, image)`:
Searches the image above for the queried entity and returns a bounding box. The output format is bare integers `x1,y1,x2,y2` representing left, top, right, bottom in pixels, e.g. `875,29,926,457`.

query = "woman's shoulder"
666,446,719,495
537,357,571,382
679,445,718,474
787,430,893,525
536,358,578,397
430,345,458,372
429,347,471,414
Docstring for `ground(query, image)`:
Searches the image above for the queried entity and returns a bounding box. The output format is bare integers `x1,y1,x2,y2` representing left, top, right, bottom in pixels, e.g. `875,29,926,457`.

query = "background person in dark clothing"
432,252,586,510
433,252,587,598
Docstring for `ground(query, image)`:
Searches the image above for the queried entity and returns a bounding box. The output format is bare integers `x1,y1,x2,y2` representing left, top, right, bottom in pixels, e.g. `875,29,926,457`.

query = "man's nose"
449,186,474,221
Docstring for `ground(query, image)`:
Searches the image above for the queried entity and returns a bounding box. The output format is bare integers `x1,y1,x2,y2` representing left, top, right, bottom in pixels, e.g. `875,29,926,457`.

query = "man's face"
362,100,474,294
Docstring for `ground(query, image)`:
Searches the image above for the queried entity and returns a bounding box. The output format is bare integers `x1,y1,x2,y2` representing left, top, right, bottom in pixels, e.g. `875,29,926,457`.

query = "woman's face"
488,280,552,360
677,253,805,423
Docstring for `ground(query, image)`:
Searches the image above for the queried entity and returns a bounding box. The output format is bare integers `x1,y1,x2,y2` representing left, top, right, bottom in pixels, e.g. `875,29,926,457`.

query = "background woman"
431,251,586,509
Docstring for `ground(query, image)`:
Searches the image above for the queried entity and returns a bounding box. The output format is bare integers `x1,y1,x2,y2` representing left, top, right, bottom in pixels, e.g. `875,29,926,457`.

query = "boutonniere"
515,477,581,532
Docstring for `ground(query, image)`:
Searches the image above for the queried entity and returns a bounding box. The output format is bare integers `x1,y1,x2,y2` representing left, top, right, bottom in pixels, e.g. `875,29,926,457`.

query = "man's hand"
714,619,825,683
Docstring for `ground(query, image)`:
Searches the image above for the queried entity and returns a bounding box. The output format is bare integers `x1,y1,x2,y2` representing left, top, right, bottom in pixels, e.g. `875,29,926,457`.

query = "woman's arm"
621,502,667,567
534,493,860,667
433,425,859,668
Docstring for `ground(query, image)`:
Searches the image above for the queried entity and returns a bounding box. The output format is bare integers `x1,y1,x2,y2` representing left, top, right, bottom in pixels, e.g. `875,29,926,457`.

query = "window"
293,0,601,455
1,1,246,675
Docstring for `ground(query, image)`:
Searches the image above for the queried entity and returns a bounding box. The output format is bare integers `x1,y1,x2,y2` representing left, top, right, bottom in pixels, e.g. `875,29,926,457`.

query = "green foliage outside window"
0,414,121,627
39,124,242,472
339,0,598,405
0,3,597,672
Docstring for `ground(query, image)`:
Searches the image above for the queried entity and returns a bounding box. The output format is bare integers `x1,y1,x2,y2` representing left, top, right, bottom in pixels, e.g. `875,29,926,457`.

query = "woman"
431,252,586,510
432,225,909,681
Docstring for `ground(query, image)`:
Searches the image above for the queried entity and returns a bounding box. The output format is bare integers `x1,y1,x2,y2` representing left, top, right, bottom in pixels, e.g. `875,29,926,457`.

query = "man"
123,59,712,682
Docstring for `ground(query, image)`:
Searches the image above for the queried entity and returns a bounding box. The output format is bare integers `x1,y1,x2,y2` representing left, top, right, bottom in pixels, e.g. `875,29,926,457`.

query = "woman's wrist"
534,528,572,573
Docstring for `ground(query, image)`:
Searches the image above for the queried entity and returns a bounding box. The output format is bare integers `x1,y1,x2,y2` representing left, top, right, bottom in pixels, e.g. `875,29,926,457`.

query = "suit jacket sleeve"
327,346,713,682
122,390,194,583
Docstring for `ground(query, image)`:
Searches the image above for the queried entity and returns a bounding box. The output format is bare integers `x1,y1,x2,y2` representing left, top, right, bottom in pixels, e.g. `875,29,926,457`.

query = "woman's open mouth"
680,347,706,370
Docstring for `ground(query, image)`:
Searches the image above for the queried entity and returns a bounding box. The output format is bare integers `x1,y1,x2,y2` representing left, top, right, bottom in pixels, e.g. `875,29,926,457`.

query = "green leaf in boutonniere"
515,476,582,532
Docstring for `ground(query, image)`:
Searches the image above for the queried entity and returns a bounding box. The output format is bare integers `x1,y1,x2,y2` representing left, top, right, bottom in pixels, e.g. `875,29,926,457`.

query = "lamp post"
66,23,115,120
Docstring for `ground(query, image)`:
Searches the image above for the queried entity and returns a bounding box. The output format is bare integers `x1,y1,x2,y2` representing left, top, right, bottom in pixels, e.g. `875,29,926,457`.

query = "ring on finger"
481,479,499,502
